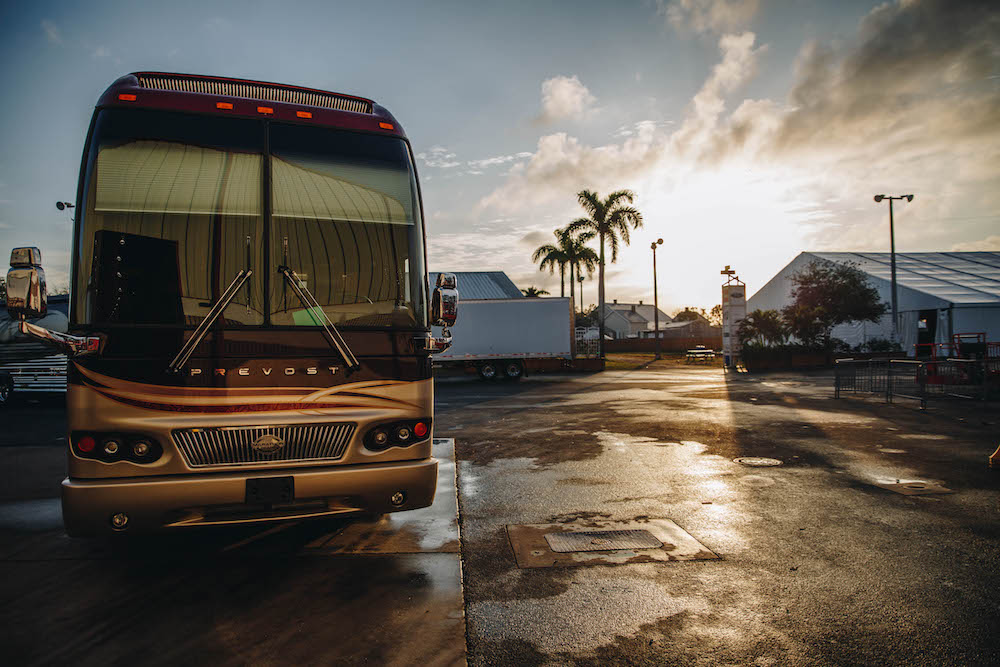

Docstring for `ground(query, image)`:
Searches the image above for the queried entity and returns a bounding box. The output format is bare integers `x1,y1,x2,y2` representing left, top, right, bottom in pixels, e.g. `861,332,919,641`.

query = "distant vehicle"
6,72,457,536
0,292,69,403
433,297,573,380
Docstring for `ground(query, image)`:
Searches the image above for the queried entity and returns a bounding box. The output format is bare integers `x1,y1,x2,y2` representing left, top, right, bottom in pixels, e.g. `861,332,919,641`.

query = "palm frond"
576,190,601,218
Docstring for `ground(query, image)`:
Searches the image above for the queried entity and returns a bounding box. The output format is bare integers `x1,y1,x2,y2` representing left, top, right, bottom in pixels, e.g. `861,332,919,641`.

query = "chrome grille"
173,423,356,468
137,75,373,114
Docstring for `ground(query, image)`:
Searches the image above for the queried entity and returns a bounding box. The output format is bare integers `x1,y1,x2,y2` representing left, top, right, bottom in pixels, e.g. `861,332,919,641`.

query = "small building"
748,252,1000,355
600,300,672,339
427,271,522,300
642,317,718,339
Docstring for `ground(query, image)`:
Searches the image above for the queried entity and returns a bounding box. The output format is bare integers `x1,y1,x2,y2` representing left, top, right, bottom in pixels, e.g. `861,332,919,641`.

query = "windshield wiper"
167,269,252,374
278,266,360,370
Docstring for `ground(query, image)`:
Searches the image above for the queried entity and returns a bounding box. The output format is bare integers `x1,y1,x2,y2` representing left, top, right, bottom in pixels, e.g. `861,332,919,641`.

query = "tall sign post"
721,266,746,368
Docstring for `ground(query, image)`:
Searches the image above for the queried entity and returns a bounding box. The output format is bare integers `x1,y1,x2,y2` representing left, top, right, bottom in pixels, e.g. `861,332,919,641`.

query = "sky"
0,0,998,314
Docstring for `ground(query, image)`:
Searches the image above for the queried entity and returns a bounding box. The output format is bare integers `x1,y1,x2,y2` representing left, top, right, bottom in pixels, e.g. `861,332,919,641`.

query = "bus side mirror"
431,273,458,327
6,247,47,320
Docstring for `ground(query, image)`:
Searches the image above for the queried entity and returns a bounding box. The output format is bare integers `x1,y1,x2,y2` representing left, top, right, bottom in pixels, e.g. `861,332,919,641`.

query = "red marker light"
77,436,96,453
118,94,137,102
257,106,274,115
413,422,428,438
378,122,394,130
216,102,234,110
296,111,312,119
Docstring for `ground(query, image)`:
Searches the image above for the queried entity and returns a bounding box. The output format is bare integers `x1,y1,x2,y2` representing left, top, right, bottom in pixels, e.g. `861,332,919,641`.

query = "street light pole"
873,194,914,343
651,238,663,359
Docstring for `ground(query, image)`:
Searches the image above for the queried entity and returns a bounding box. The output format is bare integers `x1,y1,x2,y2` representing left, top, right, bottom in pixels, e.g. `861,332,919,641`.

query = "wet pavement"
1,366,998,665
441,365,999,665
0,439,465,666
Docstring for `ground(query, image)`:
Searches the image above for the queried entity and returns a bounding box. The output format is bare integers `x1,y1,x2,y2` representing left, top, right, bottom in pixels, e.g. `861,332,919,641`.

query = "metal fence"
835,357,997,408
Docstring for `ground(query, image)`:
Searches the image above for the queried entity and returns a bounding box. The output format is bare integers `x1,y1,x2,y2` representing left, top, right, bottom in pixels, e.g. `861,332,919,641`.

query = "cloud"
92,46,111,59
466,152,533,170
41,20,61,44
519,230,550,247
661,0,759,35
537,75,597,124
475,0,1000,308
951,235,1000,252
416,145,460,169
718,0,1000,160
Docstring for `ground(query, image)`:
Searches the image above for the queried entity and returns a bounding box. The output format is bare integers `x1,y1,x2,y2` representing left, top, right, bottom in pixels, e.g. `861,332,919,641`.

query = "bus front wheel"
0,375,12,406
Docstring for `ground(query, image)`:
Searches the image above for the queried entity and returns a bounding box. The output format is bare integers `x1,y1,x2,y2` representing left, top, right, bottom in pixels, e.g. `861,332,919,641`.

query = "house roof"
603,302,672,324
427,271,523,300
808,252,1000,306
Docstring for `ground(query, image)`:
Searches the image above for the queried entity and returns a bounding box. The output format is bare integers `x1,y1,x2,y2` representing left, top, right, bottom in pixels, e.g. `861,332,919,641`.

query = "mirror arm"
18,320,103,356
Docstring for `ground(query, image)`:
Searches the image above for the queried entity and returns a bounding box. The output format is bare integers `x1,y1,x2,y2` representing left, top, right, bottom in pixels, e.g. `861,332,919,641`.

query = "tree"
782,260,888,347
521,286,549,297
532,234,569,297
560,227,598,309
673,308,701,322
737,309,787,347
568,189,643,356
708,304,723,327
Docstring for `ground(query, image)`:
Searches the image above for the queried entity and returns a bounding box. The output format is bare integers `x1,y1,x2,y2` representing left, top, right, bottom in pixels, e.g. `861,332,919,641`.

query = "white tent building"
748,252,1000,356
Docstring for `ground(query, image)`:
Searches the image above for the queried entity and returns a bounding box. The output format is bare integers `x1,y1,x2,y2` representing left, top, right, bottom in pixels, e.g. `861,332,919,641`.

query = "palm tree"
558,227,598,311
568,189,643,355
521,286,550,298
532,235,570,296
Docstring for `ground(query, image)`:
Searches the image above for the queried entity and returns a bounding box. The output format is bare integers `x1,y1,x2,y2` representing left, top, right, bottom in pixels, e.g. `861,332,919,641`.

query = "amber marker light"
378,122,394,130
118,94,137,101
296,111,312,119
257,106,274,115
216,102,234,110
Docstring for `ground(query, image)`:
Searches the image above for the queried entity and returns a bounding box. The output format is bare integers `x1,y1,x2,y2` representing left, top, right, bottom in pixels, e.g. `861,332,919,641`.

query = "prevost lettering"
187,366,340,377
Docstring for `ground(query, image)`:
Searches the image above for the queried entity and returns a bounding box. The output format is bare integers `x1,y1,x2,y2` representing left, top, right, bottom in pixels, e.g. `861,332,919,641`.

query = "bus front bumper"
61,457,438,537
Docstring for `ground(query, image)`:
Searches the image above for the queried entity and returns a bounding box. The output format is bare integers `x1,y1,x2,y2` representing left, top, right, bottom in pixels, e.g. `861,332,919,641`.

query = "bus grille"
173,423,356,468
137,75,373,114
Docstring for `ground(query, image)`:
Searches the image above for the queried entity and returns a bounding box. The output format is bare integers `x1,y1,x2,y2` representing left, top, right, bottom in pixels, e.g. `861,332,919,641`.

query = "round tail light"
414,422,428,438
77,436,96,453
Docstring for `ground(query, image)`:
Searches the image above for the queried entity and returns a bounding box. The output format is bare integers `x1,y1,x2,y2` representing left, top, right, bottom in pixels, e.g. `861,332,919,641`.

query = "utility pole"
873,194,913,343
651,238,663,359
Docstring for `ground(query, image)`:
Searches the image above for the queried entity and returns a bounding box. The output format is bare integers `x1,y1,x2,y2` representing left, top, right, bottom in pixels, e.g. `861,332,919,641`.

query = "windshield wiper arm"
168,269,252,374
278,266,360,370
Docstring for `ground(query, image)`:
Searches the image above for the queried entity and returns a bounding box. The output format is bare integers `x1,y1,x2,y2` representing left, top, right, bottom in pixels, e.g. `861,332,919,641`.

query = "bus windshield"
74,108,427,330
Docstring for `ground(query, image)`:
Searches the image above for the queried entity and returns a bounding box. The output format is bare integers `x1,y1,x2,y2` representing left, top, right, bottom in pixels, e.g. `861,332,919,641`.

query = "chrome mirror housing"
431,273,459,327
5,246,101,356
6,247,47,320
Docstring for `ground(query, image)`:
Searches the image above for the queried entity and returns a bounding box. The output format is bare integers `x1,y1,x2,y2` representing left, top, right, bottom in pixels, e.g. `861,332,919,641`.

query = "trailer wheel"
502,360,524,381
0,375,12,406
478,361,499,380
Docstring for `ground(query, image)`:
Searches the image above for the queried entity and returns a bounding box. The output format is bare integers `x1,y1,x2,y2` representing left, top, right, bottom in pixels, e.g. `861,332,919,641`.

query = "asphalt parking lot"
1,364,998,665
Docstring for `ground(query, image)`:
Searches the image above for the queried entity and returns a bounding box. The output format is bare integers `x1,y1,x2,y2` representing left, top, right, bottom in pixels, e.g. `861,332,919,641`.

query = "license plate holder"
246,476,294,505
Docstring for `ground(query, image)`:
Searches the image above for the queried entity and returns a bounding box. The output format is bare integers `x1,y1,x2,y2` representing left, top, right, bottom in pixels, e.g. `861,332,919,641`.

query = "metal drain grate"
543,529,663,553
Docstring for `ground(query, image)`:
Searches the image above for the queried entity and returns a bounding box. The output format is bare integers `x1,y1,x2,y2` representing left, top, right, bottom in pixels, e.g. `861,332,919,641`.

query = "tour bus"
6,72,457,536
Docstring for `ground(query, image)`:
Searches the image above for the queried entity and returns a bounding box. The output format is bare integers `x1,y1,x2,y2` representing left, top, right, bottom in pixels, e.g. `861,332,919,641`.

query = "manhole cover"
733,457,783,467
543,529,663,553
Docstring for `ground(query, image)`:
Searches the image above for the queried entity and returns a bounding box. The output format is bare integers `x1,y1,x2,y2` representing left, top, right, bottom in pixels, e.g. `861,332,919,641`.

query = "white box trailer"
433,297,573,380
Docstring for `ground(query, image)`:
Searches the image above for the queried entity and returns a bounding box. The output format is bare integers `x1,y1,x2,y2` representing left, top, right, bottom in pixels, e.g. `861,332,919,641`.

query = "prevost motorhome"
7,72,457,535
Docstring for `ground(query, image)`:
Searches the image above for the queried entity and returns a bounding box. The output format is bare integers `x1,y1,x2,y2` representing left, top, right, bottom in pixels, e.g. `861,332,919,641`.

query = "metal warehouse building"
747,252,1000,355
